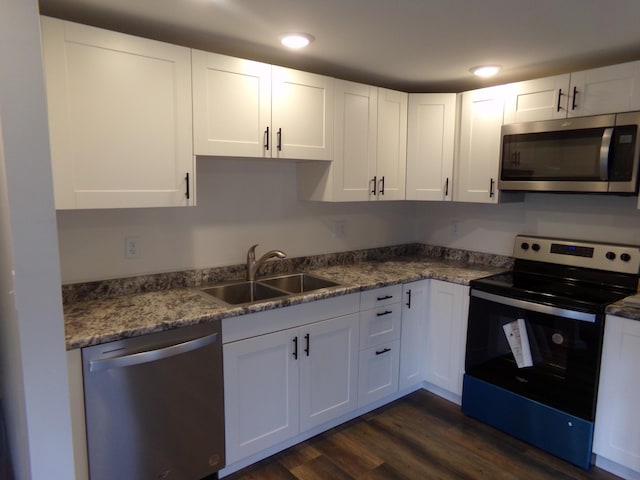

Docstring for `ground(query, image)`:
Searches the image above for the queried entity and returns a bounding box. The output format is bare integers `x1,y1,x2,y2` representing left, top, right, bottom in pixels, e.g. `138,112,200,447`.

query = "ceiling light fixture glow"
470,65,502,78
279,33,314,49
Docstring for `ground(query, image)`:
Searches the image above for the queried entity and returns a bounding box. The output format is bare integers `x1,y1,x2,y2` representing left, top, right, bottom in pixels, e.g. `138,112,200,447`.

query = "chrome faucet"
246,244,287,281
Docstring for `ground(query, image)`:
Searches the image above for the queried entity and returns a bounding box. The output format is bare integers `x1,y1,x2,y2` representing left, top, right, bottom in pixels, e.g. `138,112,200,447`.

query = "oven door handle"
471,290,597,323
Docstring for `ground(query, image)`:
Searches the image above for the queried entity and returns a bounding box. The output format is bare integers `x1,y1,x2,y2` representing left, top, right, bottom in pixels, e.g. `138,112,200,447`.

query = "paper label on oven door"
503,318,533,368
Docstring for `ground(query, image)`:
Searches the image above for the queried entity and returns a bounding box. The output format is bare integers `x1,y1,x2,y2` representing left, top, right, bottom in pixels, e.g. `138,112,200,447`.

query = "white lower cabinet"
399,280,429,390
424,279,469,399
594,315,640,476
357,285,403,407
223,311,359,464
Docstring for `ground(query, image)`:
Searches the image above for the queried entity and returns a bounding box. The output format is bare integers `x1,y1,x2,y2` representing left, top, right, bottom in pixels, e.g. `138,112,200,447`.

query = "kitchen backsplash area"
57,158,640,285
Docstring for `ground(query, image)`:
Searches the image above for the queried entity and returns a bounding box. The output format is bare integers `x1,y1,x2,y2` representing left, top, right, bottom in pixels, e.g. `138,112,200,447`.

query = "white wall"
416,193,640,255
0,1,75,479
57,158,418,283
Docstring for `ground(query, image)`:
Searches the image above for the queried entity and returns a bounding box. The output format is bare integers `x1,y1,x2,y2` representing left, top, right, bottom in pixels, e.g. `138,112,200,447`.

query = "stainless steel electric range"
462,235,640,470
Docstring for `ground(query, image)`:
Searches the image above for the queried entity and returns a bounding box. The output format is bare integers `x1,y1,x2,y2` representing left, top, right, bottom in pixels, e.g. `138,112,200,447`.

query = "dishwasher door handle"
89,332,219,373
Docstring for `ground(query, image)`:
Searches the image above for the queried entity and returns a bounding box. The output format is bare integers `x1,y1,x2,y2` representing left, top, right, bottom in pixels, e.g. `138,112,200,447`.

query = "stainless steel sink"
200,273,340,306
201,281,287,305
260,273,340,294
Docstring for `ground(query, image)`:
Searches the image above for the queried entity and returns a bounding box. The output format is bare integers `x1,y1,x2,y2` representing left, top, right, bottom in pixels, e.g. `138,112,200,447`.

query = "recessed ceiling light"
279,33,314,49
470,65,502,78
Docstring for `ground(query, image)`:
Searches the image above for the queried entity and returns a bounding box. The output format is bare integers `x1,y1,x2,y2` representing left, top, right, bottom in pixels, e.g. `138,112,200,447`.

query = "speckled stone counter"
64,245,512,350
606,299,640,321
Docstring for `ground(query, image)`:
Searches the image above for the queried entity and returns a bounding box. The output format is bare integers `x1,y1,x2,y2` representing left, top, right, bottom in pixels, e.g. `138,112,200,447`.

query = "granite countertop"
605,298,640,321
64,256,505,350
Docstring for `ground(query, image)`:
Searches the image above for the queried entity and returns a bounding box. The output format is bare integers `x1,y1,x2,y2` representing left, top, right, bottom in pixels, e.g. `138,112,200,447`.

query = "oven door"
465,290,604,421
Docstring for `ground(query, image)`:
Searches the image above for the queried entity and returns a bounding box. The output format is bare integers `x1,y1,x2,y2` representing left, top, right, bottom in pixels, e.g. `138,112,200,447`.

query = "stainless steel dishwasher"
82,321,225,480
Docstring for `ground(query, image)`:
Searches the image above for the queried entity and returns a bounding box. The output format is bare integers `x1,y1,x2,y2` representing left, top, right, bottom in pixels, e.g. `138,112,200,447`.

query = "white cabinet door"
223,329,300,464
299,313,359,431
357,340,400,407
425,280,469,396
503,74,571,124
594,315,640,472
41,17,194,209
375,88,407,200
333,80,378,201
406,94,456,201
569,61,640,117
272,66,334,161
192,51,271,158
399,280,429,390
455,86,505,204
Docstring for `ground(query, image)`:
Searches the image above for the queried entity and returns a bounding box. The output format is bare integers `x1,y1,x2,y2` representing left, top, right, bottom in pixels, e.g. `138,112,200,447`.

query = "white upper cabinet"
41,17,194,209
503,74,571,124
297,82,406,202
192,51,271,158
271,66,334,161
569,61,640,117
455,86,505,204
375,88,408,200
504,61,640,123
193,51,333,161
406,93,456,201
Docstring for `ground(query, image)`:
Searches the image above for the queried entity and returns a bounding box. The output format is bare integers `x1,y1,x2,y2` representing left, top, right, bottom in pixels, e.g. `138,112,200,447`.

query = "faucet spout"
246,244,287,281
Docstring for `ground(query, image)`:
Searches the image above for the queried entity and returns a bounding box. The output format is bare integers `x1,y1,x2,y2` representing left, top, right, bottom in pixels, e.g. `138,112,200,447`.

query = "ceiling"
38,0,640,92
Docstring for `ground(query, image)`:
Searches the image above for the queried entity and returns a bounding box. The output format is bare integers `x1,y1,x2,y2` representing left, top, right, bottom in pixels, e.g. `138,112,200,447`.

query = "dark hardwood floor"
223,389,620,480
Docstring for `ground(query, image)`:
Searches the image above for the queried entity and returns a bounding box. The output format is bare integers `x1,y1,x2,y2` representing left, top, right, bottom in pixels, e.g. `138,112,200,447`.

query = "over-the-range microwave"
499,111,640,194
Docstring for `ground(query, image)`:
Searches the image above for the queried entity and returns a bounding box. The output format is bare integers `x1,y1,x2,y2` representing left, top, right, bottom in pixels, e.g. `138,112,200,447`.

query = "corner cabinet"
424,279,469,401
41,17,194,209
192,50,334,161
406,94,456,201
455,86,505,204
593,315,640,476
297,81,406,201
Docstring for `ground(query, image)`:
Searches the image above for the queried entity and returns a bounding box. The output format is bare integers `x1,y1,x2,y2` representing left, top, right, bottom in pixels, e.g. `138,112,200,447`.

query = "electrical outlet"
333,220,346,238
125,236,140,259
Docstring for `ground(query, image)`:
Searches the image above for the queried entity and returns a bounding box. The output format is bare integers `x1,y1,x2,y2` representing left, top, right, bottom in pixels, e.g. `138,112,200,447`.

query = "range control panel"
514,235,640,275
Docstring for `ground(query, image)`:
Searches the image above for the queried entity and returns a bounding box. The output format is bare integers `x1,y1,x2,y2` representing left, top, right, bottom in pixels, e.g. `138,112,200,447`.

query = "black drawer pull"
376,310,393,317
292,336,298,360
377,295,393,301
376,347,391,355
304,333,310,357
406,289,412,308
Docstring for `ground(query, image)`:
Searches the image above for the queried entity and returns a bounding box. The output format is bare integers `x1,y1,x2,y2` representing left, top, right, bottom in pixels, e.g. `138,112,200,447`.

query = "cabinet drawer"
359,305,401,349
360,285,402,310
357,340,400,408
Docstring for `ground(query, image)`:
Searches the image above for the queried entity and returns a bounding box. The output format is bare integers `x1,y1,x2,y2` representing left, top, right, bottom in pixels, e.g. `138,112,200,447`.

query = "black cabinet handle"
377,295,393,301
406,289,412,308
444,177,449,197
376,347,391,356
376,310,393,317
185,172,190,200
489,178,495,198
277,128,282,151
572,86,578,110
371,176,377,195
293,336,298,360
557,88,563,112
264,127,269,150
304,333,310,357
380,176,385,195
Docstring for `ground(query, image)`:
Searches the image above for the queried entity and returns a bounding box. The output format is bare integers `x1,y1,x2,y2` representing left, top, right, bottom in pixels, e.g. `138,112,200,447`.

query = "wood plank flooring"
223,389,620,480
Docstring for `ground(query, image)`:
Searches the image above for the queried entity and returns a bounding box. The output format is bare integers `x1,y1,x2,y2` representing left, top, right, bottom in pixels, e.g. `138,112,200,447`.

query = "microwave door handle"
599,127,614,180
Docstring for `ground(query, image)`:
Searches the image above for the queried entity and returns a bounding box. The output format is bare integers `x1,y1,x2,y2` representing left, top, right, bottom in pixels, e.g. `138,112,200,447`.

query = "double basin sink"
200,273,340,306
